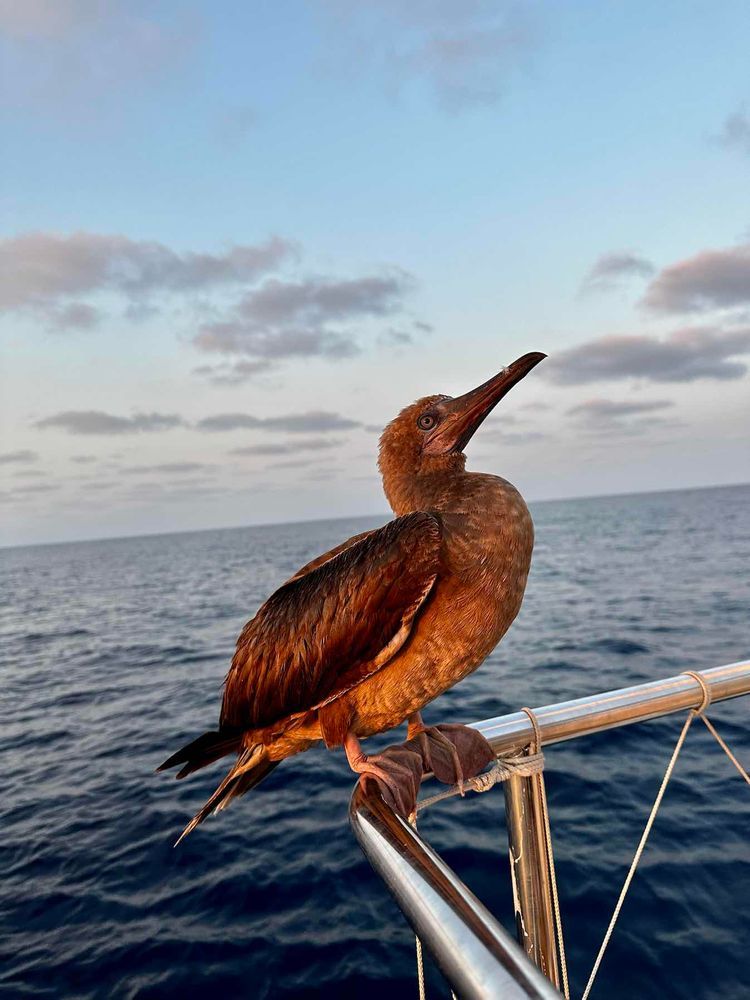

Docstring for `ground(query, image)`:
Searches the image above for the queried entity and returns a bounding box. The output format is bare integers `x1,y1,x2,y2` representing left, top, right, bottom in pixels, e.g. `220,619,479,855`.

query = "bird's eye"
417,413,436,431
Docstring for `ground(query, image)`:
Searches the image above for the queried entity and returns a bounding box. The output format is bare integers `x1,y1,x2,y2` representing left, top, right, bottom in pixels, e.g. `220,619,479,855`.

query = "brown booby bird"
159,352,546,840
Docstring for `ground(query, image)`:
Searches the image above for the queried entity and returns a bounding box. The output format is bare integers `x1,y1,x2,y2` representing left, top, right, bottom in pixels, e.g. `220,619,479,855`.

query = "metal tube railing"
351,659,750,996
350,782,561,999
471,659,750,754
476,658,750,984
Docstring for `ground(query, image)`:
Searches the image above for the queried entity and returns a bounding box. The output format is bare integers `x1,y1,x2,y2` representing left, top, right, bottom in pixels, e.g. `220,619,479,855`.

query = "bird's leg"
406,711,427,740
344,731,423,818
406,714,494,791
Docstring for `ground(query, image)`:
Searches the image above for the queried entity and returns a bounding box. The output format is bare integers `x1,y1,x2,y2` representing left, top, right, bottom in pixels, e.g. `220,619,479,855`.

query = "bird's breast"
348,492,534,737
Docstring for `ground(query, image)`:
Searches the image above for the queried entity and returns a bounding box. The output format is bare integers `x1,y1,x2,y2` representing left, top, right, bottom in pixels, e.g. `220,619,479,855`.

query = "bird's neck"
383,465,521,519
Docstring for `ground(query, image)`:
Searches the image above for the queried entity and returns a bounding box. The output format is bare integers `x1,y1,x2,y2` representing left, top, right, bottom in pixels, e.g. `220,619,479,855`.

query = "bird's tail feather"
157,729,242,779
174,744,279,846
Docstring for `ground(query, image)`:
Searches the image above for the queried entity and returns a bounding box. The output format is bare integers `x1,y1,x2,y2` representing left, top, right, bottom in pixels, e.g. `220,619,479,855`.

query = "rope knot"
683,670,711,715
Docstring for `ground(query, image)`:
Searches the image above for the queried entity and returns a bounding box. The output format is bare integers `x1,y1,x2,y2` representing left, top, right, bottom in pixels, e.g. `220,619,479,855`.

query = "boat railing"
349,659,750,999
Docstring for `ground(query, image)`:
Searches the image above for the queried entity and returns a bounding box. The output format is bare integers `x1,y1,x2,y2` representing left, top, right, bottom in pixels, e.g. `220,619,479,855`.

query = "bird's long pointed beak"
424,352,547,455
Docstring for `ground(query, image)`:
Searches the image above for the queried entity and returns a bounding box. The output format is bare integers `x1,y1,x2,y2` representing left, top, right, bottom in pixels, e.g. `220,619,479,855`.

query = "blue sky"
1,1,749,546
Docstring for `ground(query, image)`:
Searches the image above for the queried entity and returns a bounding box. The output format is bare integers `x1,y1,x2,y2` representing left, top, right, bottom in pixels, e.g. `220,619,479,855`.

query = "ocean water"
1,484,749,1000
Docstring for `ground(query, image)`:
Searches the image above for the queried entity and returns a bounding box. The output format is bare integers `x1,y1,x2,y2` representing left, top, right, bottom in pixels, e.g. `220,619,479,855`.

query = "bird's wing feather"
282,527,378,584
221,511,442,730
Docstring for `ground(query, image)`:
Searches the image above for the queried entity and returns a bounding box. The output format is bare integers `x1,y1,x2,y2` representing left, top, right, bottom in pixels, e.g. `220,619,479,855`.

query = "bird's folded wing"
282,527,377,584
221,511,442,730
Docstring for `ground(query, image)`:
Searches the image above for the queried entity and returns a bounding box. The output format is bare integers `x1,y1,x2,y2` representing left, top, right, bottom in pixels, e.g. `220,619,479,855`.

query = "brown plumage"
159,352,546,840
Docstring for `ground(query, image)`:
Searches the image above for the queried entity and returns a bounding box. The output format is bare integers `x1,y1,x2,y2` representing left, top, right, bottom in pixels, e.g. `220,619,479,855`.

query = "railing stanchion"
504,764,561,988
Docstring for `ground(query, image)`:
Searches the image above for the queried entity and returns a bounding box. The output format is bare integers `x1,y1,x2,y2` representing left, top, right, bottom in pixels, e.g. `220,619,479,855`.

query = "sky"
1,0,749,547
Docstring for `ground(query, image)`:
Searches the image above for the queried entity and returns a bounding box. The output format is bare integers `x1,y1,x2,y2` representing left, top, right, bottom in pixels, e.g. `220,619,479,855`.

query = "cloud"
230,438,342,457
269,458,318,469
2,230,418,380
714,107,750,157
580,251,655,294
567,399,673,419
0,231,295,313
378,327,414,347
197,410,361,433
566,399,680,437
642,244,750,313
320,1,535,112
476,429,546,448
8,482,59,495
34,410,185,434
13,469,46,479
192,360,277,386
120,462,209,475
80,481,118,491
49,301,101,330
0,2,199,116
215,105,258,148
0,449,40,465
193,272,412,361
544,326,750,384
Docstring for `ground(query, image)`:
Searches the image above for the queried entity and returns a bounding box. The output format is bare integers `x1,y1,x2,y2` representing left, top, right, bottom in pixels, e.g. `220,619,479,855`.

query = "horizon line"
2,479,748,553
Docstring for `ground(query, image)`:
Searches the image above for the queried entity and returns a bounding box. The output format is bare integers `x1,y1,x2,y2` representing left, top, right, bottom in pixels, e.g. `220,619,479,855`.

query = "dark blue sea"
2,484,749,1000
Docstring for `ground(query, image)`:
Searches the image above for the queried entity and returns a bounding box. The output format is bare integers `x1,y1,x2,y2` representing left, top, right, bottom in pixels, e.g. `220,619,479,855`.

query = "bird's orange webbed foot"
406,715,495,790
345,732,423,818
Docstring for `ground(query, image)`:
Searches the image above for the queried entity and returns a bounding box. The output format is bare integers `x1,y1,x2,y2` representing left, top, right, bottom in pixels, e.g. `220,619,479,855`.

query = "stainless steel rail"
350,783,561,999
471,659,750,753
350,660,750,996
476,658,750,986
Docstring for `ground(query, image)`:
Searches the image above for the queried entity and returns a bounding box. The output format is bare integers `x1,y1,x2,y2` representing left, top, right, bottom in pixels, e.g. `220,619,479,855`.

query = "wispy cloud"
12,468,46,479
34,410,185,435
544,326,750,384
0,449,40,465
196,410,360,433
48,301,101,330
34,408,361,438
566,398,678,437
320,1,535,112
642,244,750,313
215,105,258,148
1,230,418,381
229,438,342,457
580,251,655,294
0,1,199,116
567,398,673,419
714,107,750,157
0,231,295,313
120,462,209,475
192,360,276,386
193,273,413,363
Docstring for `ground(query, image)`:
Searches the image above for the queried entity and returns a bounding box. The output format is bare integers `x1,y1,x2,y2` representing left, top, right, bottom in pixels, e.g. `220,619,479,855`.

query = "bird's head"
378,352,546,514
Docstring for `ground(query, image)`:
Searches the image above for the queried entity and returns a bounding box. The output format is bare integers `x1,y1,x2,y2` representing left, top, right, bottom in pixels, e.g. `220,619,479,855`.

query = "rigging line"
699,714,750,785
408,814,429,1000
581,707,697,1000
414,752,545,814
684,670,750,786
522,708,570,1000
408,811,457,1000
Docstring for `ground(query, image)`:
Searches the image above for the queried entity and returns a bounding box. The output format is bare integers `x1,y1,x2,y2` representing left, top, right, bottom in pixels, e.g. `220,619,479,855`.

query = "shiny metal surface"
472,660,750,755
349,783,561,1000
505,766,560,987
350,660,749,996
